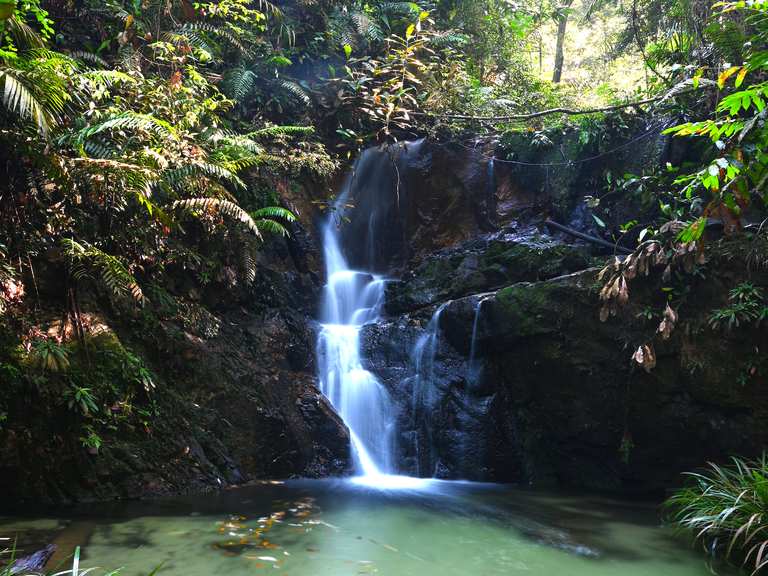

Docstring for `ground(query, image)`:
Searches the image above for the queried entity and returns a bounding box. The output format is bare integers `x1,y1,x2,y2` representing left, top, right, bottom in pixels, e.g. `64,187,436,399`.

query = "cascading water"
410,303,449,477
316,182,393,477
467,295,491,385
316,145,430,488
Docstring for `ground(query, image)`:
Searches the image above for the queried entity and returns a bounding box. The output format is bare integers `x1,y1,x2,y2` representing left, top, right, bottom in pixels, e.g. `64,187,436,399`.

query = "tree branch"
414,83,712,122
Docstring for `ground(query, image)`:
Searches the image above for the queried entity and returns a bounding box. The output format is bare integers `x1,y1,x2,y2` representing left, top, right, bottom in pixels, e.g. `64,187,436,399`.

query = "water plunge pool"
0,479,736,576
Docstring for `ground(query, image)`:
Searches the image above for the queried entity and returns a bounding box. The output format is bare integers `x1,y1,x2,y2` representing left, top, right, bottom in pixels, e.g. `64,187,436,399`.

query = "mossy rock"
388,233,592,314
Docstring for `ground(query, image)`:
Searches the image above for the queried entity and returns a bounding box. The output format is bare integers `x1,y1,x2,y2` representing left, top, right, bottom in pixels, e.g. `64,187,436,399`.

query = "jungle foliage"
0,1,767,569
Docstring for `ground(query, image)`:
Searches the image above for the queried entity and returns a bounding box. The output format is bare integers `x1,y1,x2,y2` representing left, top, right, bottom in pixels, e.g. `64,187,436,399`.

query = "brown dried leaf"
617,276,629,305
632,343,657,372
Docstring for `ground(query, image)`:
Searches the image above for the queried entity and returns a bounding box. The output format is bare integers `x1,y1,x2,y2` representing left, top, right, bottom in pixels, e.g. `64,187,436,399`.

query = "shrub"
665,456,768,574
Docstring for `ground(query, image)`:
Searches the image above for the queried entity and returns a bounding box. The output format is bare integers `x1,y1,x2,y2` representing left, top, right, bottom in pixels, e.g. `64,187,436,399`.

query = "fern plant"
173,198,295,239
61,239,146,305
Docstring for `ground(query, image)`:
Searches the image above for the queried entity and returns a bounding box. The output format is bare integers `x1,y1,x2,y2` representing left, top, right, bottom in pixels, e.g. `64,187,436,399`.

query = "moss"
483,241,588,280
495,282,566,337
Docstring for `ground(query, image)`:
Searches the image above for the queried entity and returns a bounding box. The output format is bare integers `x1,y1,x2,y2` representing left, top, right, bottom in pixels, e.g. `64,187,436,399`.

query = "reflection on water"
0,480,739,576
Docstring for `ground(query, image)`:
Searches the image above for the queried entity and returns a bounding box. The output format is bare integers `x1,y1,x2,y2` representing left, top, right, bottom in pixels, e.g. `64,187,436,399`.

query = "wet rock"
10,544,56,574
386,227,592,315
378,262,768,494
337,141,498,271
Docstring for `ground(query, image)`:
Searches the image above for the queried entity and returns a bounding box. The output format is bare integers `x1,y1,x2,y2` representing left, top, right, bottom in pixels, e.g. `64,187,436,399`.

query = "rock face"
433,266,767,494
3,126,762,504
336,140,498,272
348,134,768,495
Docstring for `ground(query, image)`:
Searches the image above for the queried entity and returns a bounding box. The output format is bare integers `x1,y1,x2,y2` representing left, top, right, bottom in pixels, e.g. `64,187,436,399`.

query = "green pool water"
0,479,737,576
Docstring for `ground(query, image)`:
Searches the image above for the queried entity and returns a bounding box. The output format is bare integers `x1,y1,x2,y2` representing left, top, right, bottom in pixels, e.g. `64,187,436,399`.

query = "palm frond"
0,67,58,134
4,17,45,49
255,0,283,16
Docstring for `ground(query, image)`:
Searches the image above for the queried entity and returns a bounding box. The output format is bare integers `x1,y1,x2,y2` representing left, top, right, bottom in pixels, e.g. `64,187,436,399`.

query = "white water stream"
316,148,430,488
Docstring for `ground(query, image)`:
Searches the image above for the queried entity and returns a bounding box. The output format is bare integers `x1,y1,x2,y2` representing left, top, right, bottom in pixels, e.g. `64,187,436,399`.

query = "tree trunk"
552,1,573,83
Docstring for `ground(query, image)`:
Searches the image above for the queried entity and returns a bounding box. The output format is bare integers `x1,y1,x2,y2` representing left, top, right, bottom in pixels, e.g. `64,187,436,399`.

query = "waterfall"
411,303,449,477
316,159,395,477
316,142,437,489
316,146,424,487
467,296,490,385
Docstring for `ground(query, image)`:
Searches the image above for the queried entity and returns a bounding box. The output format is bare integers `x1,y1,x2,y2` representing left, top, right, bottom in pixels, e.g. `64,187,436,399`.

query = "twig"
413,85,706,122
545,219,633,254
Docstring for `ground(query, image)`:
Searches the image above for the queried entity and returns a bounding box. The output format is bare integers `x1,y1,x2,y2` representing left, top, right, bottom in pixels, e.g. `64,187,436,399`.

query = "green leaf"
677,217,707,243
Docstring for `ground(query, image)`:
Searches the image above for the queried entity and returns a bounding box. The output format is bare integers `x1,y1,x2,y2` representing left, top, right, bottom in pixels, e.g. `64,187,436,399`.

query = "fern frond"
239,241,257,284
427,30,468,47
174,22,249,55
69,51,110,68
377,2,421,16
82,138,118,159
247,125,315,139
275,79,311,106
173,198,263,238
220,155,262,173
252,206,297,222
75,112,177,145
61,239,145,305
66,157,162,217
352,12,384,43
222,66,257,102
78,69,137,87
163,161,246,191
254,219,290,237
251,206,296,238
211,133,264,155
